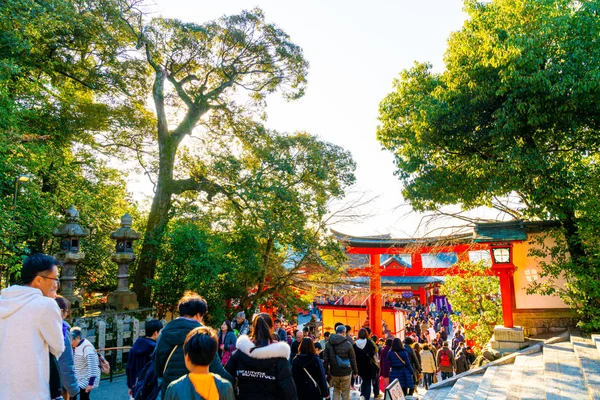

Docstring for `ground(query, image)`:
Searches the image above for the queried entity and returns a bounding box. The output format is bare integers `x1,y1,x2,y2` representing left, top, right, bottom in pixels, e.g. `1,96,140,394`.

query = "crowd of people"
0,253,476,399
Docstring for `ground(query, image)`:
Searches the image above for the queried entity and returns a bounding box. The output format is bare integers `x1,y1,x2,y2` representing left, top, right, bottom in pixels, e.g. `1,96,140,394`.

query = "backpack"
133,359,160,400
440,350,451,367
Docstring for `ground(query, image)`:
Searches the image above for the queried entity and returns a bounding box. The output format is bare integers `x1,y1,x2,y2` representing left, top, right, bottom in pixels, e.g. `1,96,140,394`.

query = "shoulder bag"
164,345,179,374
393,351,407,365
331,343,351,368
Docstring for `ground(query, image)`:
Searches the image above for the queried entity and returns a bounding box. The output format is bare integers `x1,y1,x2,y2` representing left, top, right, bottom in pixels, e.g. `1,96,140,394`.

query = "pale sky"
136,0,496,238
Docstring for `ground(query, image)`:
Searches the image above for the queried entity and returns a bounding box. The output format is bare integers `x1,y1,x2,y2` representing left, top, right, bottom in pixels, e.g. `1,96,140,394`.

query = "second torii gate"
337,231,495,337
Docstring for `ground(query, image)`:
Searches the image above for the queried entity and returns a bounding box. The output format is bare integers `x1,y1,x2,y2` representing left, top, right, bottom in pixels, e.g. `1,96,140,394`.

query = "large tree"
0,0,141,289
377,0,600,328
150,126,356,320
115,9,310,305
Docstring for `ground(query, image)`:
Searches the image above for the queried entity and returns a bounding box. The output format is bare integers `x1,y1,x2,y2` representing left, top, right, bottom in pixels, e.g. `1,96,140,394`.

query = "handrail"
98,346,131,351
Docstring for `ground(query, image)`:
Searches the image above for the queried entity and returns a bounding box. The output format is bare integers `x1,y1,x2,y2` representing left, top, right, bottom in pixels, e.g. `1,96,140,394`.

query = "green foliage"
528,229,600,331
0,0,355,317
377,0,600,330
151,127,355,322
442,262,503,349
0,0,140,293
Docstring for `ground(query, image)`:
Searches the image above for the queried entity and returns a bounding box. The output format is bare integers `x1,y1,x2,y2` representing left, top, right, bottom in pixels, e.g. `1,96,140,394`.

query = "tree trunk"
133,66,177,306
133,171,173,306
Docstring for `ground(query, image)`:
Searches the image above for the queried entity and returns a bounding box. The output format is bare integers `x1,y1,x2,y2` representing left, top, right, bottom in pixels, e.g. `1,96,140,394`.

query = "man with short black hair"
165,327,234,400
154,292,234,397
126,319,163,396
0,253,65,399
344,325,354,344
274,318,287,342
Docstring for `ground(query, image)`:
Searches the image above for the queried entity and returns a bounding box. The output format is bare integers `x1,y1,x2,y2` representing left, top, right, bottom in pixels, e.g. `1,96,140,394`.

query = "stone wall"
70,308,161,371
513,308,577,337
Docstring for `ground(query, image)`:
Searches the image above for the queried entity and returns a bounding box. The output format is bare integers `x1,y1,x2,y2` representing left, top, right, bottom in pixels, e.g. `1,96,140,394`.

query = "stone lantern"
106,213,140,311
53,205,89,308
304,314,323,339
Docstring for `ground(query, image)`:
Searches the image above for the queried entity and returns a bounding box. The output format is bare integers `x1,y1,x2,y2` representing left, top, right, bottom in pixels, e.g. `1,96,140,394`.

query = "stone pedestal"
490,325,527,353
107,290,139,311
494,325,525,342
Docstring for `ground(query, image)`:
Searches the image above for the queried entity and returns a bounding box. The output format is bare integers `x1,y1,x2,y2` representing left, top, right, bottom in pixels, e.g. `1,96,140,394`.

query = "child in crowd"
164,326,234,400
126,319,163,397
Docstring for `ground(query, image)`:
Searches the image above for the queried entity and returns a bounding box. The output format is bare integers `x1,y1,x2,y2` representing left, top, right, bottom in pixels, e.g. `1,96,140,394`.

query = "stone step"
421,383,454,400
445,374,482,399
544,341,589,400
505,352,545,400
592,334,600,356
473,364,514,399
571,335,600,400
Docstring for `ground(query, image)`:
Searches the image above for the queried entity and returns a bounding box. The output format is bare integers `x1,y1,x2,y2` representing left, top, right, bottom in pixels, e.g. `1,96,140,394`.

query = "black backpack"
133,359,160,400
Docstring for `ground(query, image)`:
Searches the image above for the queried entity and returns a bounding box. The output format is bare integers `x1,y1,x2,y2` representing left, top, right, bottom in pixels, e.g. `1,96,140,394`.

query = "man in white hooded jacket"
0,253,65,399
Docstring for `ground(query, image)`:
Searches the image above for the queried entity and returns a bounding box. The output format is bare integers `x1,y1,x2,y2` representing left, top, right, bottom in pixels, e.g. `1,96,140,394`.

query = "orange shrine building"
318,220,575,339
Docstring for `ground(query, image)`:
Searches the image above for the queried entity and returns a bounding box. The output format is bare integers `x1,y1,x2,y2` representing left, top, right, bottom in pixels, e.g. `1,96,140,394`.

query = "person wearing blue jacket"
387,338,414,397
55,296,80,399
126,319,163,396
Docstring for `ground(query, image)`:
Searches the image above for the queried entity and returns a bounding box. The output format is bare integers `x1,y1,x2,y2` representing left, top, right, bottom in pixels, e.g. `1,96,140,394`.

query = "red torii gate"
337,231,511,337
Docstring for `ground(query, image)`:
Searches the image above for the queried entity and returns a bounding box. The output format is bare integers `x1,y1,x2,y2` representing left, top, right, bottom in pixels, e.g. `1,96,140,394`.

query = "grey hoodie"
0,285,64,399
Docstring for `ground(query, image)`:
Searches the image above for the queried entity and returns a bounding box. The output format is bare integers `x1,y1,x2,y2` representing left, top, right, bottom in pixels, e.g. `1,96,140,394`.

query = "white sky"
136,0,500,238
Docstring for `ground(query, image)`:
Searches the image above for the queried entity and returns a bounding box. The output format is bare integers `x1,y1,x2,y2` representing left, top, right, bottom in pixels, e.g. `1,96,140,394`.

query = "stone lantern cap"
53,205,89,238
110,213,141,240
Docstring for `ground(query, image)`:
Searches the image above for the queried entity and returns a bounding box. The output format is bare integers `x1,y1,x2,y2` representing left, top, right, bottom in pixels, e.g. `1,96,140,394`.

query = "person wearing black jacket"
323,325,358,400
154,292,234,397
292,338,329,400
404,337,421,393
225,313,297,400
353,328,378,400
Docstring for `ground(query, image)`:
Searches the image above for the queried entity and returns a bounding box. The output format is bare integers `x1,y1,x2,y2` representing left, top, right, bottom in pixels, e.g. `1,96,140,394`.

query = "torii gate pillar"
369,254,382,337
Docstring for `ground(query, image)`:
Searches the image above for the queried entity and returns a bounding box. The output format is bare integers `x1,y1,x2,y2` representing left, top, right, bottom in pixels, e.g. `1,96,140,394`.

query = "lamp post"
12,174,31,220
4,174,32,286
489,242,525,348
489,242,515,328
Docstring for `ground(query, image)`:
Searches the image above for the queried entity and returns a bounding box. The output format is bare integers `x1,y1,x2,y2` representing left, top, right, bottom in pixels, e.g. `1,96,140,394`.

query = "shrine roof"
473,220,560,242
332,229,473,249
381,256,411,268
351,276,446,286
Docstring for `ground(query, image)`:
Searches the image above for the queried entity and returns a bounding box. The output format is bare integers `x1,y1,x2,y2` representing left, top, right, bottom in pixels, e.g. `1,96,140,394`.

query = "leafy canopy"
377,0,600,329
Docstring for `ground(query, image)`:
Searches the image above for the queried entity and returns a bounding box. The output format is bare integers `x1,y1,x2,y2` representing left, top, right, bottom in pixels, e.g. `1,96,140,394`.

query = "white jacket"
0,285,65,399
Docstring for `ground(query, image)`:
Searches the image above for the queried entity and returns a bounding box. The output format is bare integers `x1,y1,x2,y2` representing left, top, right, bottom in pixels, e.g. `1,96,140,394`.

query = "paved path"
96,375,130,400
94,375,426,400
95,313,428,400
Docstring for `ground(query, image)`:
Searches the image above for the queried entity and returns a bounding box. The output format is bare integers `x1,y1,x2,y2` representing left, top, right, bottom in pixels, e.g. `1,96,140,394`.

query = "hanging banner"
433,295,453,313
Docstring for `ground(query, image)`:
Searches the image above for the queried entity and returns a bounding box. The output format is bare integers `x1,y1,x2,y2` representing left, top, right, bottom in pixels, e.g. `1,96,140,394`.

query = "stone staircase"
423,330,600,400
